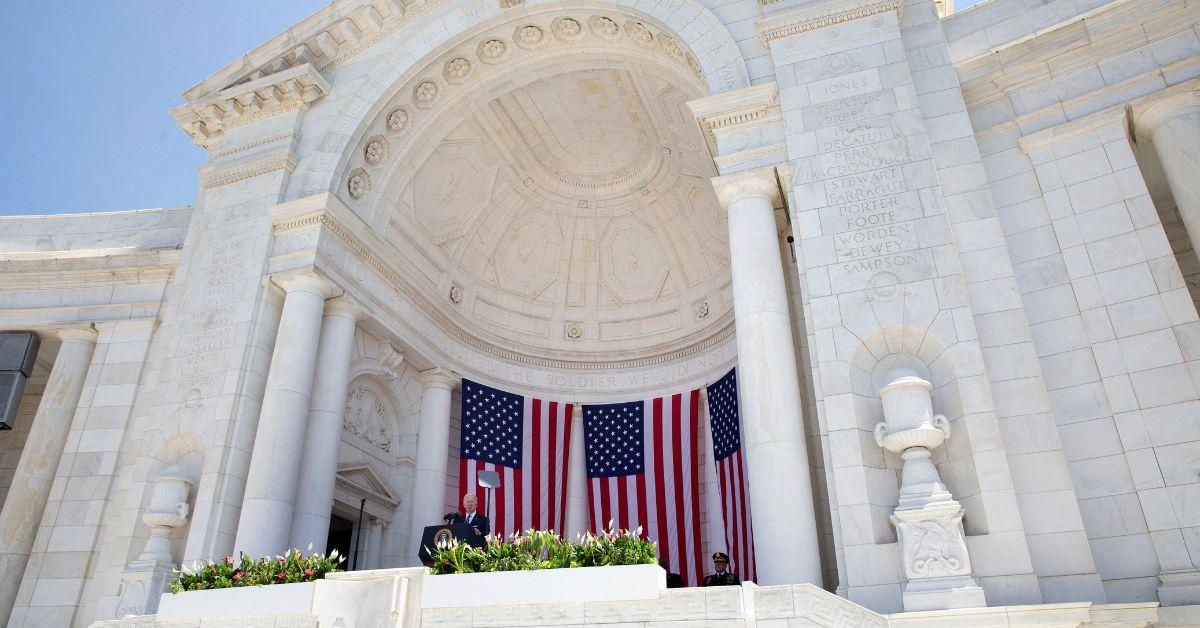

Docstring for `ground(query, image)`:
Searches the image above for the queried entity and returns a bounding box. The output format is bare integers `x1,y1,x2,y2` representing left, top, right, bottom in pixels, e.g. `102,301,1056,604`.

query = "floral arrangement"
169,547,343,592
428,524,658,575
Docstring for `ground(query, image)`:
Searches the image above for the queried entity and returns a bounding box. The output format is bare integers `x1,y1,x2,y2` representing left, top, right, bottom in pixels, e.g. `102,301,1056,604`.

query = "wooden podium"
418,521,488,564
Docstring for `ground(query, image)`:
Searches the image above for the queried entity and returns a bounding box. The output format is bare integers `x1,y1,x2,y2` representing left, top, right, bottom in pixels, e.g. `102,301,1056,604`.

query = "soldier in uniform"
703,552,741,586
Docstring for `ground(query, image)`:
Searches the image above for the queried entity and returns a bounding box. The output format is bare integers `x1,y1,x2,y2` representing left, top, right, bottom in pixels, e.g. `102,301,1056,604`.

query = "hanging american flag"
458,379,573,539
707,368,757,583
583,390,704,586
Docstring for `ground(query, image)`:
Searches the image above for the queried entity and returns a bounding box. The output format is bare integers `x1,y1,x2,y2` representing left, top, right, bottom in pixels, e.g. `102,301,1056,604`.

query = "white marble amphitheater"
1,0,1200,625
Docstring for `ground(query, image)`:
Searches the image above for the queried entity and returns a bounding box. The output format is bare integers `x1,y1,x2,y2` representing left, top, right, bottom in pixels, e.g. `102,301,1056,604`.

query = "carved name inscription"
795,84,936,291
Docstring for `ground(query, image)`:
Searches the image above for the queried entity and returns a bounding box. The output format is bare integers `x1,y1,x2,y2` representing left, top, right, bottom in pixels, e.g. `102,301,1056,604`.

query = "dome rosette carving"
514,24,547,50
364,136,388,165
387,107,410,132
477,39,509,64
348,168,371,199
413,80,439,108
551,17,584,42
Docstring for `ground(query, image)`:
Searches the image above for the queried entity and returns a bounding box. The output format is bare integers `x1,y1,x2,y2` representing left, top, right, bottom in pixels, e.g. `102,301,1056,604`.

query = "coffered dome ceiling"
348,11,732,365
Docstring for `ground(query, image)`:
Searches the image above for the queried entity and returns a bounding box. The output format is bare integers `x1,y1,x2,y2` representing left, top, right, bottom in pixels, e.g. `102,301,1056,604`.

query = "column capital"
419,367,460,390
711,167,782,209
1133,84,1200,142
687,83,786,173
51,326,99,345
324,296,363,320
272,270,341,299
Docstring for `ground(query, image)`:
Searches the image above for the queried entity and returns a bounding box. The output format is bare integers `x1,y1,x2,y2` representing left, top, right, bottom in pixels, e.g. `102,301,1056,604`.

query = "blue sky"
0,0,984,217
0,1,326,216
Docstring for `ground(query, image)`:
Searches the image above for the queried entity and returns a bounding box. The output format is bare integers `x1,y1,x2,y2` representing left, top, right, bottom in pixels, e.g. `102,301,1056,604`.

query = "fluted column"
235,272,337,558
566,403,588,540
713,168,822,586
366,520,383,570
0,327,97,626
290,298,362,553
407,368,458,561
1137,91,1200,264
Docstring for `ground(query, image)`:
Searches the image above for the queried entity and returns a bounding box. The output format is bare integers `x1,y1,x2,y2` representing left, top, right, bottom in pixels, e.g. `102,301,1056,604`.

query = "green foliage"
169,548,343,593
428,525,658,575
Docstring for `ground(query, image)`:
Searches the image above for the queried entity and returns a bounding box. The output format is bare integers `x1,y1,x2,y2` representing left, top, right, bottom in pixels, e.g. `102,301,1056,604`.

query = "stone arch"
289,0,750,203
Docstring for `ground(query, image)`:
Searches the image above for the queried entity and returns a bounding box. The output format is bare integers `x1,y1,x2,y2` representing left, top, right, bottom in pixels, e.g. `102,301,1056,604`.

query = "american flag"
458,379,573,538
707,368,757,582
583,390,704,586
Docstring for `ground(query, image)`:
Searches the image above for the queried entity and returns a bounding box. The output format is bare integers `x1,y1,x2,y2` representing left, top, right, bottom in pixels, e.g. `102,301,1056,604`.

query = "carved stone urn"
137,469,193,563
874,371,985,612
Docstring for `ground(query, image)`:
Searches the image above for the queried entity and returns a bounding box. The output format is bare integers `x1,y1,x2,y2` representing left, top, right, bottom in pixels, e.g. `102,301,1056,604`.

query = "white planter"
421,564,665,608
156,581,317,620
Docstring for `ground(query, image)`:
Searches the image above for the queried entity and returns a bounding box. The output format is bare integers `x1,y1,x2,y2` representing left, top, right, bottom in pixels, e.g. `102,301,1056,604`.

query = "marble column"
0,327,97,626
700,390,728,557
366,520,383,570
407,368,458,561
713,168,822,586
235,273,337,558
566,403,588,540
1138,91,1200,265
290,298,362,554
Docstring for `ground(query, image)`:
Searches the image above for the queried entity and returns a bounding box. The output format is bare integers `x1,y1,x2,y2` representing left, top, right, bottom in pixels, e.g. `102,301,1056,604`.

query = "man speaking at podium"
447,493,490,537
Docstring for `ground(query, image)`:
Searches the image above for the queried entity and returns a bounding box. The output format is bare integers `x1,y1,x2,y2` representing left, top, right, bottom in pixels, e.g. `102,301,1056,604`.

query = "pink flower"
304,569,313,577
232,572,242,581
276,572,285,580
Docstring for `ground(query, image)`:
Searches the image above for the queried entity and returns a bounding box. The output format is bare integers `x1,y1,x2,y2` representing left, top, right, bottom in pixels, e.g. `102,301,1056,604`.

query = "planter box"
156,581,317,620
421,564,665,608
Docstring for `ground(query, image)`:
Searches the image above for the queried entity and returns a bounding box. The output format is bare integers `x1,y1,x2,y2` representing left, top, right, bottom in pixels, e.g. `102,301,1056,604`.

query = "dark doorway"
326,513,354,567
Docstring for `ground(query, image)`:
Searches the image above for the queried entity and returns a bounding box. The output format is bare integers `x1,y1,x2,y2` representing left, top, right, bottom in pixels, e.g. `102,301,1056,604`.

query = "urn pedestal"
115,470,193,617
874,373,985,612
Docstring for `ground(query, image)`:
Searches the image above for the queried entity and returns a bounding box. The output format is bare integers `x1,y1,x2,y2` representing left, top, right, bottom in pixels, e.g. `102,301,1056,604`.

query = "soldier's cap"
712,552,729,562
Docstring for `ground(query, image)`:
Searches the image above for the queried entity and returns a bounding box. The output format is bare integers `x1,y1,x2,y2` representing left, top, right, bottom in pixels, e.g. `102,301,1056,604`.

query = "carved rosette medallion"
444,57,472,84
658,34,685,60
364,136,388,165
413,80,440,108
344,386,392,453
348,168,372,198
514,24,546,50
694,300,710,320
387,107,410,132
625,21,654,47
551,17,584,42
565,321,584,340
588,15,621,40
477,38,509,64
449,282,463,304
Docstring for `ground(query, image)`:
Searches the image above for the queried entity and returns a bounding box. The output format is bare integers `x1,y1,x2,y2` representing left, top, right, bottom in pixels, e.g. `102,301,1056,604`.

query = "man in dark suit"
660,558,684,588
447,493,490,537
703,552,741,587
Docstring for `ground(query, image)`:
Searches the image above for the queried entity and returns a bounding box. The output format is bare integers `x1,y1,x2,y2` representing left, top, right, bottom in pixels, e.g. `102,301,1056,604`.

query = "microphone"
443,512,456,523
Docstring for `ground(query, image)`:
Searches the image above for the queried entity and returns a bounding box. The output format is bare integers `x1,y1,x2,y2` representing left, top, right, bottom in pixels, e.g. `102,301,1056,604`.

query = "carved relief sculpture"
344,385,393,452
873,370,985,612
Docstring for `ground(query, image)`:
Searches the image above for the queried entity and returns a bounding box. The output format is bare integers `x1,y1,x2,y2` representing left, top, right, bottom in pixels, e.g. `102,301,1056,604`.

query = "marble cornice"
688,83,780,159
180,1,404,103
268,196,737,373
0,249,180,289
756,0,901,44
171,64,330,148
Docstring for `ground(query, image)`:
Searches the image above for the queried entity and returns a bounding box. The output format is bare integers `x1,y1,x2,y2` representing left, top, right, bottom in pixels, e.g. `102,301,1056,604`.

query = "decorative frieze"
756,0,901,44
199,150,298,190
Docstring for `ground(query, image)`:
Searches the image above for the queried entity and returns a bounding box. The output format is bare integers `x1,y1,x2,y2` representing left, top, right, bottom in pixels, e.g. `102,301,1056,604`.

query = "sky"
0,0,986,217
0,1,327,216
